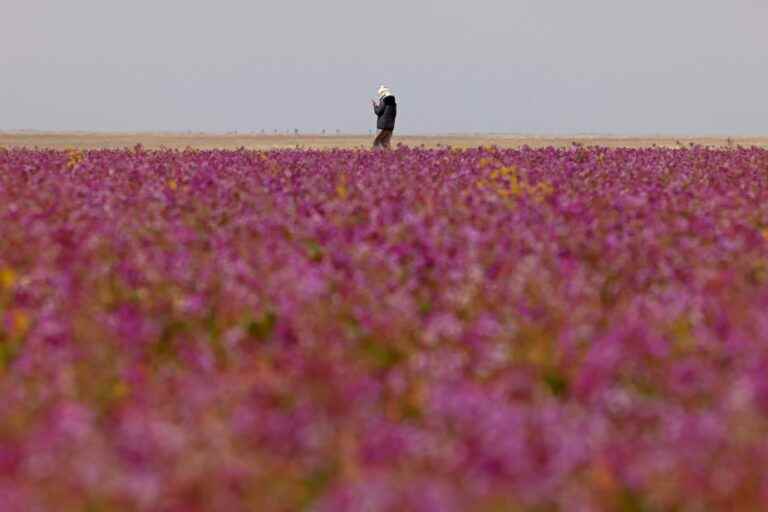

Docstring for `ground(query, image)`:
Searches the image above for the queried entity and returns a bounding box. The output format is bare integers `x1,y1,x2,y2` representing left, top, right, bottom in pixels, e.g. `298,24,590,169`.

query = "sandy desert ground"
1,132,767,150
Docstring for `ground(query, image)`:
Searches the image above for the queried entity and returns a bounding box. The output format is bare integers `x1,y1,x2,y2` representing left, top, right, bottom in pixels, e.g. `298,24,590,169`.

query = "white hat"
378,85,392,98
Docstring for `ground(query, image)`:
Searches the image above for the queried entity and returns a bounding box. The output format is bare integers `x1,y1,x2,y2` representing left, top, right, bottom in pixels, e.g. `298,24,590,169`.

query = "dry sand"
1,132,767,150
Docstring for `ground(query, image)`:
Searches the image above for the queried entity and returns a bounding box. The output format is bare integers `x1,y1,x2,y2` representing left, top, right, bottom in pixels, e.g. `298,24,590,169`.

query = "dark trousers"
373,129,393,149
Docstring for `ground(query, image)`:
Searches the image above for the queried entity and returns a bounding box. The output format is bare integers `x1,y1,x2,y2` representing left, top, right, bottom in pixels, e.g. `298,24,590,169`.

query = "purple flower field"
2,145,768,511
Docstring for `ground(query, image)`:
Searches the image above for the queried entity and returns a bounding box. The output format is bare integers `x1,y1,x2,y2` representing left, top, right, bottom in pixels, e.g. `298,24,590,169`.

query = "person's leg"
382,130,393,149
372,130,386,148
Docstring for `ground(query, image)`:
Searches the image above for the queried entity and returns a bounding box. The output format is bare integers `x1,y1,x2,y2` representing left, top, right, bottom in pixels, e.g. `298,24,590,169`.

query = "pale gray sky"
2,0,767,134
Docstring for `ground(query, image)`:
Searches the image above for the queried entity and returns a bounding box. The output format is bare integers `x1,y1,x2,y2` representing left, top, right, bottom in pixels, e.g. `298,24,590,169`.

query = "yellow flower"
336,175,348,199
0,267,17,290
111,380,131,400
11,310,30,336
65,149,85,170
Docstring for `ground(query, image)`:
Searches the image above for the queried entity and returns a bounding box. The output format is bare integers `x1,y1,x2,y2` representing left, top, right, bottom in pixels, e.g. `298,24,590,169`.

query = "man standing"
372,85,397,149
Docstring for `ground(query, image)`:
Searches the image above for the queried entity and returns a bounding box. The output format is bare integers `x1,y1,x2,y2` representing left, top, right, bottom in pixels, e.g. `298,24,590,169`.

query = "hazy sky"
2,0,767,134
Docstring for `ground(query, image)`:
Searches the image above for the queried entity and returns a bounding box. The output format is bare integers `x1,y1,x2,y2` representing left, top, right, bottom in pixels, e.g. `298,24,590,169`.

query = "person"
372,85,397,149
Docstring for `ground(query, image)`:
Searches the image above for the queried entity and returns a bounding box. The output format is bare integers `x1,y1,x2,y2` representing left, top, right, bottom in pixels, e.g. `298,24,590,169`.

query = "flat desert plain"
1,132,767,150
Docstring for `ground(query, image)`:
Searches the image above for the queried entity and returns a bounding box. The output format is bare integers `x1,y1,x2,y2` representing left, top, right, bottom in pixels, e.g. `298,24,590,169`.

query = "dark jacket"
374,95,397,131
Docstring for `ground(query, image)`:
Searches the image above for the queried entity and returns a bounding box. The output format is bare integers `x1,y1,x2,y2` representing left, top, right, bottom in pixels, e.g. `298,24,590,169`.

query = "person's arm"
373,99,384,116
